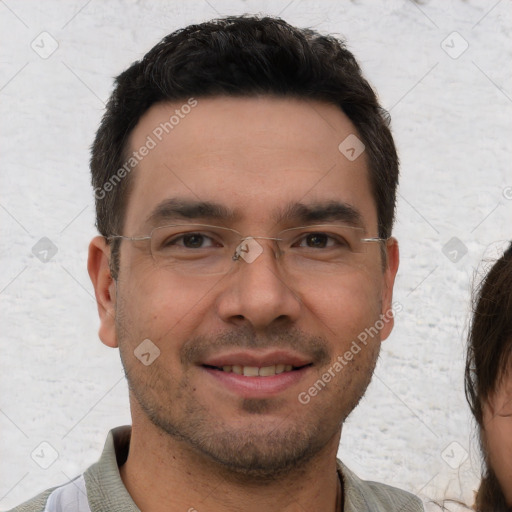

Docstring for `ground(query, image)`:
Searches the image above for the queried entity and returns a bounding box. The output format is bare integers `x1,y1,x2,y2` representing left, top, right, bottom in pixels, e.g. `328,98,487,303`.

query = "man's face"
483,367,512,505
97,96,398,477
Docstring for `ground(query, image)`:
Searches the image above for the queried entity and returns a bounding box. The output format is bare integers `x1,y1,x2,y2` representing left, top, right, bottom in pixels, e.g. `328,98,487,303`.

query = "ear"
87,236,118,348
379,237,400,342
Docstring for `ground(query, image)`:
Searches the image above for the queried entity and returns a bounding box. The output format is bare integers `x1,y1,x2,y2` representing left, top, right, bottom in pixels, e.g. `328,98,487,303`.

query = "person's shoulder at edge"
337,459,425,512
4,427,119,512
6,473,91,512
6,487,55,512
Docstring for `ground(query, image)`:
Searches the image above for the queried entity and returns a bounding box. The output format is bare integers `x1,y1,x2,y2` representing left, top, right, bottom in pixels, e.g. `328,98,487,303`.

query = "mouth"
202,363,312,377
198,350,314,398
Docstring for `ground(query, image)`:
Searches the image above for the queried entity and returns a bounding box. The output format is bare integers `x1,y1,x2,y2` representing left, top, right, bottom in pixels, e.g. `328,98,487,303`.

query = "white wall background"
1,0,511,509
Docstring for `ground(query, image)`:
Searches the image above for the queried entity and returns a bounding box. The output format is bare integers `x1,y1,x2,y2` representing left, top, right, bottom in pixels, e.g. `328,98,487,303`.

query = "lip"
201,349,312,368
201,365,312,399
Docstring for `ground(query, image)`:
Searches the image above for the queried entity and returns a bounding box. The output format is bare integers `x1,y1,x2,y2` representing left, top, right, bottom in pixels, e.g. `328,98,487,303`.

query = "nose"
215,238,302,330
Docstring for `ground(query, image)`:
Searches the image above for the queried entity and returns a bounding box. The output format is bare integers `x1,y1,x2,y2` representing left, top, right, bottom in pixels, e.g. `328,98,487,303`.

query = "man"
12,15,423,512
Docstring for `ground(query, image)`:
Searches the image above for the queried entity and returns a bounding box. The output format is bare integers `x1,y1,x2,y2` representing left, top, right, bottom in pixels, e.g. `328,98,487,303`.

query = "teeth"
243,366,259,377
217,364,298,376
259,365,276,376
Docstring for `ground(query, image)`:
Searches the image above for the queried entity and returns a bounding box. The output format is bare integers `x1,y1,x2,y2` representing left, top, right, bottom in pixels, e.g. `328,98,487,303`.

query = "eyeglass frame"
107,222,389,269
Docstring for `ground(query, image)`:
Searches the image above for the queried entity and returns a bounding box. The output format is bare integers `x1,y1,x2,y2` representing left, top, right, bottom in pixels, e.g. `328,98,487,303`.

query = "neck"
119,415,342,512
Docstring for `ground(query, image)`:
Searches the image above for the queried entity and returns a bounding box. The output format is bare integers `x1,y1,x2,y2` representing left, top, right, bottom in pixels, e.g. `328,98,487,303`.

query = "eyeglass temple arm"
107,234,152,242
362,237,389,243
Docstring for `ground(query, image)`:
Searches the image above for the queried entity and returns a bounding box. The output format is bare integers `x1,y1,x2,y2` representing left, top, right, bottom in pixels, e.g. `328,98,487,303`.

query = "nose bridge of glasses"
232,235,283,263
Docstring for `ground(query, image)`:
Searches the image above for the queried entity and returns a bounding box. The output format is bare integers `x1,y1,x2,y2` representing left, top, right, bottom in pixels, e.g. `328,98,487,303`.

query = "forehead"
124,96,375,231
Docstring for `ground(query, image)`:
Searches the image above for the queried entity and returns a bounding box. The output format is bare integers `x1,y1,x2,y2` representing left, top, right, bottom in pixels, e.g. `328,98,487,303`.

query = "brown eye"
182,234,207,248
295,232,347,249
305,233,329,248
161,233,217,250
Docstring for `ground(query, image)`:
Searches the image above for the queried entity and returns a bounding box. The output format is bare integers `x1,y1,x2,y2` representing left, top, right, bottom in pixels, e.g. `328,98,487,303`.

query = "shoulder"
7,475,91,512
361,480,424,511
338,460,424,512
7,487,55,512
8,427,135,512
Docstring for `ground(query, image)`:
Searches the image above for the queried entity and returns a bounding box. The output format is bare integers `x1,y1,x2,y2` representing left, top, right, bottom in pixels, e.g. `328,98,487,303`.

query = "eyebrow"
144,198,364,229
144,198,239,227
274,200,364,227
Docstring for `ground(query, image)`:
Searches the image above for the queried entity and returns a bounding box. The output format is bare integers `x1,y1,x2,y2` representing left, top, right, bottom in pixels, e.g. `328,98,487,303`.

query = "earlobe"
380,237,400,342
87,236,118,348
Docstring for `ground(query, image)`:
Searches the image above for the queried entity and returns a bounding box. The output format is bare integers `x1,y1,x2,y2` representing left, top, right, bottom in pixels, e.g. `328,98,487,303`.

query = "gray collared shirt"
10,426,424,512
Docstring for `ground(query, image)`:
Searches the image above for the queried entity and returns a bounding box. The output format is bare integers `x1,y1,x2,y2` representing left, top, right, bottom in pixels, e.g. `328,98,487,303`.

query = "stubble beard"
116,303,380,480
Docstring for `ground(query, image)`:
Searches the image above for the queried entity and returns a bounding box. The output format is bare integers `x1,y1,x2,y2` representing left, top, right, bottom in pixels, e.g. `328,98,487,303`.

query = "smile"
203,364,310,377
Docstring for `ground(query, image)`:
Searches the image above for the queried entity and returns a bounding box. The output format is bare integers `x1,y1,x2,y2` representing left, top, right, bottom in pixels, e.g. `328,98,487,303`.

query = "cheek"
117,266,213,345
298,268,383,340
483,408,512,495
